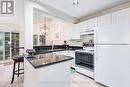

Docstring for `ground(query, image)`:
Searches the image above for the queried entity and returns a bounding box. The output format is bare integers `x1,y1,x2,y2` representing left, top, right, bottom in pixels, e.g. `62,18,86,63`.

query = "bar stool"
11,55,24,84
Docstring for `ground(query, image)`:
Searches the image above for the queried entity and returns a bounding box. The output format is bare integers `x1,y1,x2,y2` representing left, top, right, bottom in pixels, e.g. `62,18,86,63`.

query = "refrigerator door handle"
94,28,98,61
94,28,98,44
95,45,98,61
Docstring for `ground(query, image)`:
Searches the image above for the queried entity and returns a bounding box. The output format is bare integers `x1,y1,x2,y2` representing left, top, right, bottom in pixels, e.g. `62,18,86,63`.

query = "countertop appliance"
95,23,130,87
83,40,94,47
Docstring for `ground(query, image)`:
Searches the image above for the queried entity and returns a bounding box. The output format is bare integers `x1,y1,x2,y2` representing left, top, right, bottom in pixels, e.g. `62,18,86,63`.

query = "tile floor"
0,64,104,87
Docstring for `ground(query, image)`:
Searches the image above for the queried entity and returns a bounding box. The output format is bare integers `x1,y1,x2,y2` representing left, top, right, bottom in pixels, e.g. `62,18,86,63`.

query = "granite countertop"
26,53,73,68
39,49,66,53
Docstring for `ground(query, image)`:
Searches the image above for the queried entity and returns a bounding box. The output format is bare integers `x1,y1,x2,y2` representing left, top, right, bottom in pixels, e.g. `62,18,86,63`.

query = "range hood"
80,30,94,35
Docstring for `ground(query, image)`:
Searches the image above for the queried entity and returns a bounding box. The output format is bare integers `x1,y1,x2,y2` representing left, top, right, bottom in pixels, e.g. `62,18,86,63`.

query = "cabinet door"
112,8,130,25
87,18,98,30
64,24,72,40
79,21,88,32
71,24,80,39
98,14,112,27
65,29,72,40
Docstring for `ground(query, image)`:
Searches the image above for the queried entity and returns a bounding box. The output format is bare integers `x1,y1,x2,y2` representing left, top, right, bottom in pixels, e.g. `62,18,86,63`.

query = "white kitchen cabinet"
79,18,97,32
78,18,97,36
64,24,72,40
24,57,71,87
97,13,112,27
78,21,88,32
64,24,80,40
70,24,80,40
64,29,71,40
87,18,98,30
112,8,130,25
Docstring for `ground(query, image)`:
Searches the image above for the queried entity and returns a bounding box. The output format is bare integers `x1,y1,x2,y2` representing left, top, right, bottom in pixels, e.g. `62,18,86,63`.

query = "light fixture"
40,17,50,36
73,1,79,5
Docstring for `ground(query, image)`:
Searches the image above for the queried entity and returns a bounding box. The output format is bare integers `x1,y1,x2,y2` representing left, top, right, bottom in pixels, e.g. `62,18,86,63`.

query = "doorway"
0,32,19,62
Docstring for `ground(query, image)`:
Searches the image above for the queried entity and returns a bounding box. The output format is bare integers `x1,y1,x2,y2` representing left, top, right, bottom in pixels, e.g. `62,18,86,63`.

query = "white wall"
0,0,25,49
0,0,24,24
24,0,34,50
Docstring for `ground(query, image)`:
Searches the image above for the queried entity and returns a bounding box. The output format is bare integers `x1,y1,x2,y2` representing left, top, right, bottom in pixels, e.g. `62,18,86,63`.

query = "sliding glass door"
5,32,11,60
11,33,19,57
0,32,4,61
0,32,11,61
0,32,19,62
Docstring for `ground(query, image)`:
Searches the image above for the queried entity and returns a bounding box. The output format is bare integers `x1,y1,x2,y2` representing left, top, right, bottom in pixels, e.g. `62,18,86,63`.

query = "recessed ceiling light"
73,1,79,5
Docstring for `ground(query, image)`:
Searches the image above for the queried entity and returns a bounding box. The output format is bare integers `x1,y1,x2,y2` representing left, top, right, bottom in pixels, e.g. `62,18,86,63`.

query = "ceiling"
37,0,130,19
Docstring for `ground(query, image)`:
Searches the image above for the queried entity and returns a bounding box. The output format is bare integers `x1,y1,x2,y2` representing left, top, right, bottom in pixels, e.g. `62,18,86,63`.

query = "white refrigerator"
94,23,130,87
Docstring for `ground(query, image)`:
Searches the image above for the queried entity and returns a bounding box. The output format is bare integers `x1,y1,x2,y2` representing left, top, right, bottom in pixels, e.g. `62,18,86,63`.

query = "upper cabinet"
112,8,130,25
98,14,112,27
79,21,88,32
87,17,98,30
64,23,72,40
64,23,80,40
79,18,97,32
71,24,80,40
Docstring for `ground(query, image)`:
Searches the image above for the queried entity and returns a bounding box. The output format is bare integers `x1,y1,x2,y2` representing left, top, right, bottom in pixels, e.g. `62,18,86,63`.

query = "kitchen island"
24,53,73,87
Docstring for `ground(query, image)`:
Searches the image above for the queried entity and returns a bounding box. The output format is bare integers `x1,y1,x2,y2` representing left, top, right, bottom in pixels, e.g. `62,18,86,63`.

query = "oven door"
75,52,94,70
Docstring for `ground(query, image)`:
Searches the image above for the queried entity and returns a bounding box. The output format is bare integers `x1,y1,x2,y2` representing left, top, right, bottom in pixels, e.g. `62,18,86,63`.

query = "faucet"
50,41,54,50
52,44,54,50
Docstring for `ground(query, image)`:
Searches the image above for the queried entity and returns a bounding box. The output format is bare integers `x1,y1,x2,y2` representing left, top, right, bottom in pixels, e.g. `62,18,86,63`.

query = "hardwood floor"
0,64,103,87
